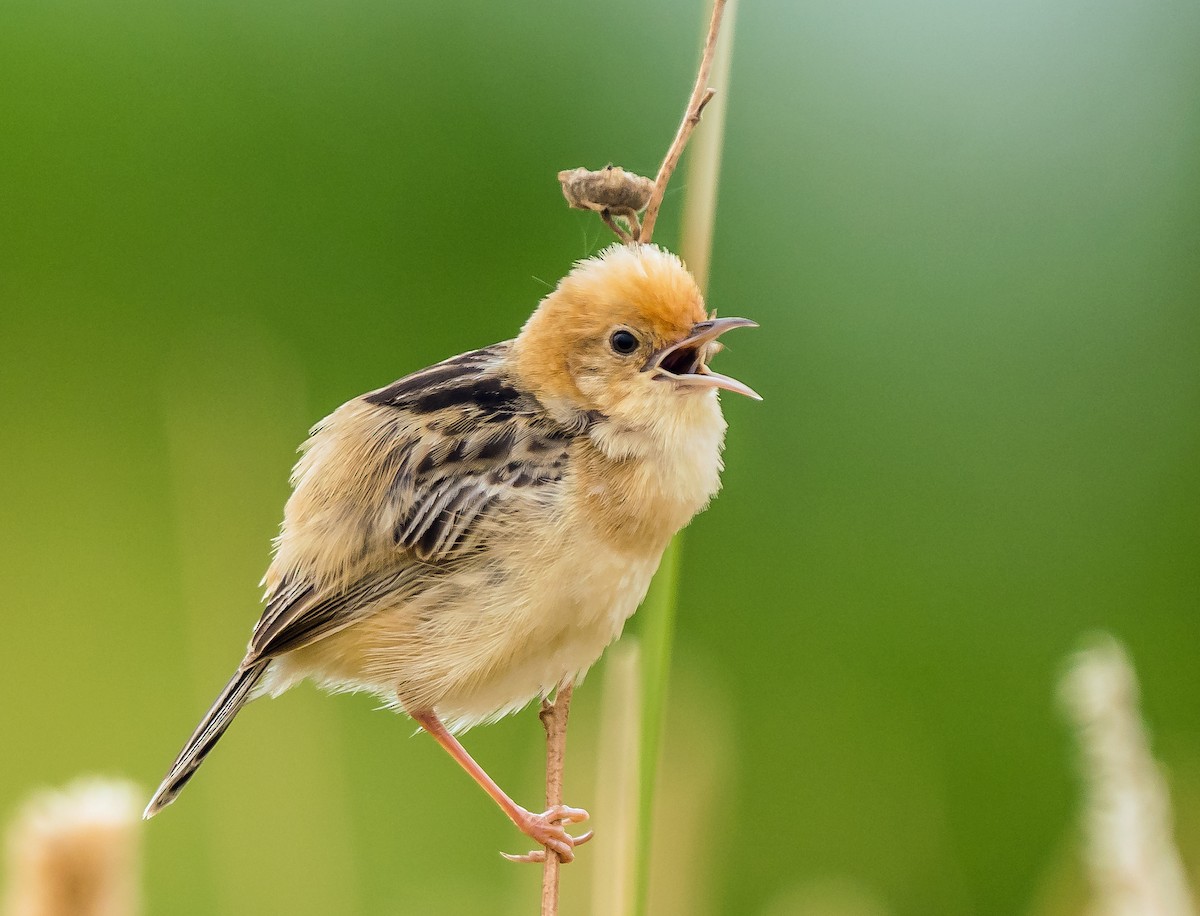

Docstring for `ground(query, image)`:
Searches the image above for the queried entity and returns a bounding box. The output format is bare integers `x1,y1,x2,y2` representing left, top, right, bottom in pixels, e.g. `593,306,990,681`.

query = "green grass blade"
632,537,681,915
631,2,737,912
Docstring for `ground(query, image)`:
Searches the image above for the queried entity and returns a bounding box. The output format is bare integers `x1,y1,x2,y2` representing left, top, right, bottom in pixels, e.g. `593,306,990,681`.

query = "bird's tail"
143,659,270,819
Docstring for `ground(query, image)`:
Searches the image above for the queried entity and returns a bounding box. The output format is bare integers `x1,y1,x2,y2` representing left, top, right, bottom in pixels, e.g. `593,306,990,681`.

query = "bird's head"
511,244,759,429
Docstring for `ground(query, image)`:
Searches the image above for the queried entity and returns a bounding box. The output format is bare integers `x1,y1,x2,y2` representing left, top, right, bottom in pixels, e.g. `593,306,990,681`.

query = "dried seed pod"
557,165,655,214
557,166,656,243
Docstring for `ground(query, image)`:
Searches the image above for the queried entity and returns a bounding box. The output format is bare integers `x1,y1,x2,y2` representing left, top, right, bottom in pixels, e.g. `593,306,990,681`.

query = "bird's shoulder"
293,340,593,556
361,341,529,416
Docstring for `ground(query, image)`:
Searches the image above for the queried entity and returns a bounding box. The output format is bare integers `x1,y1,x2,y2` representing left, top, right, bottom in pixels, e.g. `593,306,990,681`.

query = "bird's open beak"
643,317,762,400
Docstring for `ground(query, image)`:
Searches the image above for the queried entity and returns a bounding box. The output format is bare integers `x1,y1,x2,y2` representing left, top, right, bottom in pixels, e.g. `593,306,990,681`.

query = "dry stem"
558,166,651,243
639,0,729,244
601,210,635,245
539,682,574,916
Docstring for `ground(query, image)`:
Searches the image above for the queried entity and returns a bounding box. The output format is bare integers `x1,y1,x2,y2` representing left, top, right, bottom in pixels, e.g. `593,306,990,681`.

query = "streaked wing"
245,341,581,663
362,343,580,562
248,566,428,660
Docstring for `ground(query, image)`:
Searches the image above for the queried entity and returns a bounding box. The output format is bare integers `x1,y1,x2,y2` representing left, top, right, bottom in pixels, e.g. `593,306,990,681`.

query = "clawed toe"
502,805,593,864
502,830,594,864
543,804,588,826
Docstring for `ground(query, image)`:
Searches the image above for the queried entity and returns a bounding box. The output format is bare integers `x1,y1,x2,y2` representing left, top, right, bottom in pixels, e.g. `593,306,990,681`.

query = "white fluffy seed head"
4,778,142,916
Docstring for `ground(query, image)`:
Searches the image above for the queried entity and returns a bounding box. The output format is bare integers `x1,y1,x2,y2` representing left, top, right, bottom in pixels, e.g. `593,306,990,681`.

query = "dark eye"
610,329,639,355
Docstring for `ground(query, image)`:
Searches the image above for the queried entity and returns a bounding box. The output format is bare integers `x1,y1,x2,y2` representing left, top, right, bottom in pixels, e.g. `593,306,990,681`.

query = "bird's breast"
572,399,727,555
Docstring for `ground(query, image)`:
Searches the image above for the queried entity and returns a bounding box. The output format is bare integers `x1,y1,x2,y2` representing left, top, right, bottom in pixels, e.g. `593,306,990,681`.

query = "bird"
144,242,759,862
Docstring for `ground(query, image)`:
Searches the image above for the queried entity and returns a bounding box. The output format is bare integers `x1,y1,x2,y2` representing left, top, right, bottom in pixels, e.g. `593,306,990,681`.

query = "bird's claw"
501,831,594,864
501,805,592,864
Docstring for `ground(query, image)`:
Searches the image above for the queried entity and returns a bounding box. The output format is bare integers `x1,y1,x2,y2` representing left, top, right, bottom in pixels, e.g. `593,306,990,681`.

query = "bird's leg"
410,709,592,863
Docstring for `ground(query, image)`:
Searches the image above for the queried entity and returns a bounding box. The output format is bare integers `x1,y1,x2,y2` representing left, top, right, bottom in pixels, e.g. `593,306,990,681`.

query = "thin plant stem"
639,0,728,244
540,682,574,916
679,0,737,293
601,209,635,245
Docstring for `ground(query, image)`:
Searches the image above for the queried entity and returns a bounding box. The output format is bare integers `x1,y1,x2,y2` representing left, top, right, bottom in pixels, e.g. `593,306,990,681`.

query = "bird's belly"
429,543,662,729
276,538,663,731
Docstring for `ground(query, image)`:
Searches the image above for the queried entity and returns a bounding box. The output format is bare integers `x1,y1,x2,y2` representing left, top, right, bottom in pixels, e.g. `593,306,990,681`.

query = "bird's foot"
501,804,592,864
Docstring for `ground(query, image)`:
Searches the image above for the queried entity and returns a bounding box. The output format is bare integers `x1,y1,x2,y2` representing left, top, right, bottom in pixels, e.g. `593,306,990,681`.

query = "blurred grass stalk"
590,643,643,916
3,778,142,916
1060,635,1198,916
630,2,738,914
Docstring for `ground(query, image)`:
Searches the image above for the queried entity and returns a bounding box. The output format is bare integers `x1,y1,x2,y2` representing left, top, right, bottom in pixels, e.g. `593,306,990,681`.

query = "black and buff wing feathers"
248,341,580,663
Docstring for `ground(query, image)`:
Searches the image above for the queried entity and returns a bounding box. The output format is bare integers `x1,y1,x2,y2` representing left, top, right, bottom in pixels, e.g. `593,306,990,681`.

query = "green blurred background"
2,0,1198,913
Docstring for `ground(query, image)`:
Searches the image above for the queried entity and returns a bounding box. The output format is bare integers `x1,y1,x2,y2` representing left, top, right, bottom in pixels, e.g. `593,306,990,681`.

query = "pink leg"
410,710,592,863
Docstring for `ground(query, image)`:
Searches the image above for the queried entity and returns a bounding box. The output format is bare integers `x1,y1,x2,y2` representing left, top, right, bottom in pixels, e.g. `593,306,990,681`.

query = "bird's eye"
610,330,639,355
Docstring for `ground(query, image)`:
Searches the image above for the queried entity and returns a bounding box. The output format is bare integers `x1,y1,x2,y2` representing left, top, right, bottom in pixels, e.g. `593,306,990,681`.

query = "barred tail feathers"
143,660,269,819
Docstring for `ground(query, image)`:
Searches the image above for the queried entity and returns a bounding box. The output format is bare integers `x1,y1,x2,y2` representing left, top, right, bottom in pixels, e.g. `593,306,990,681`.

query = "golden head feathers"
512,244,758,417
